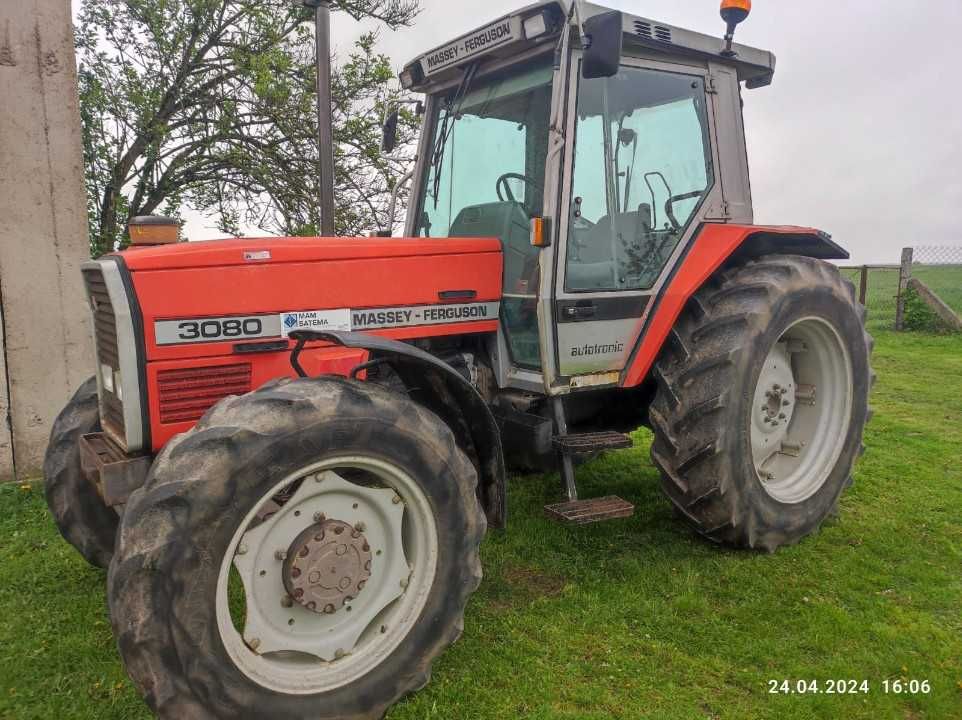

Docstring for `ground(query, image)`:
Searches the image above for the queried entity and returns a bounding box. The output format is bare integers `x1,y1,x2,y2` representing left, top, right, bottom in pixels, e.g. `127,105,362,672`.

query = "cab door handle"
563,302,596,320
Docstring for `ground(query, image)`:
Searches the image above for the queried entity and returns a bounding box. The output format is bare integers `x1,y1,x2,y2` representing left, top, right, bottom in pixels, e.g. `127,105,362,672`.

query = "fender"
291,330,507,529
620,224,848,388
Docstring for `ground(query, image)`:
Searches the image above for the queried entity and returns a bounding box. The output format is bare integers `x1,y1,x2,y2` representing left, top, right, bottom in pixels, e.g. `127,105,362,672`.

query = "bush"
902,286,952,333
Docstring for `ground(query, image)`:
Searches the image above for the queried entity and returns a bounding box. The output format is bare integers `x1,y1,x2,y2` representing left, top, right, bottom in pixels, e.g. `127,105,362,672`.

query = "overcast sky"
71,0,962,264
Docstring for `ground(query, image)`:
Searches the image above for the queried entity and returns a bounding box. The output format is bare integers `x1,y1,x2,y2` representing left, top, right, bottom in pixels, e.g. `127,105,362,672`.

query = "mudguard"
291,330,507,529
621,224,848,388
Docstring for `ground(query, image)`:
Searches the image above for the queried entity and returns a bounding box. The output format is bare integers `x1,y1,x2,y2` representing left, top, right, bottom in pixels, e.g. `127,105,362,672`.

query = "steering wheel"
665,190,704,230
496,172,542,207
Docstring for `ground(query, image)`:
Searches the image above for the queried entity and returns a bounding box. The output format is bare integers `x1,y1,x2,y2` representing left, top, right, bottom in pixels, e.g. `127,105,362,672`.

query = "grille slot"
158,364,252,424
83,268,126,442
633,20,672,43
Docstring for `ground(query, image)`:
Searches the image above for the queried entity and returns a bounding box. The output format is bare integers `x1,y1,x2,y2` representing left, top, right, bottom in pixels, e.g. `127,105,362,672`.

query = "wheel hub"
283,519,372,614
749,318,854,504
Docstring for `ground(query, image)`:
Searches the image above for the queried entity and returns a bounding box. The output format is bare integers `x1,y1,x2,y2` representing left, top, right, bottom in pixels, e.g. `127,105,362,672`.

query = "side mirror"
381,108,399,153
581,11,623,80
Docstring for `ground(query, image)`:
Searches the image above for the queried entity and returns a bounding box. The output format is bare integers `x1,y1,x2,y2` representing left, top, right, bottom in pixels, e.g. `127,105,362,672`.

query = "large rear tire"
43,376,117,568
649,255,873,552
108,376,485,719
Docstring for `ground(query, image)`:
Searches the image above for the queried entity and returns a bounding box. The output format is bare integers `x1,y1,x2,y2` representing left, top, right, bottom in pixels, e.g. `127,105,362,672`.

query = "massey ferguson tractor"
44,1,872,717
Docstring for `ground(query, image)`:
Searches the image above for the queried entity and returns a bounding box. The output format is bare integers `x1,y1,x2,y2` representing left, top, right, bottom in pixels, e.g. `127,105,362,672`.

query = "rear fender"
292,331,506,529
620,224,847,388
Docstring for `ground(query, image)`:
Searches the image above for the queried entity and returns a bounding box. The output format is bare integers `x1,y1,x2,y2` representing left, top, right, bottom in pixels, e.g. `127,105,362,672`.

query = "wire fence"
838,245,962,333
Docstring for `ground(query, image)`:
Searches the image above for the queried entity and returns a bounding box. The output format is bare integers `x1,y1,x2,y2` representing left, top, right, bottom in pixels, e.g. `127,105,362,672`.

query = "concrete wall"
0,0,94,480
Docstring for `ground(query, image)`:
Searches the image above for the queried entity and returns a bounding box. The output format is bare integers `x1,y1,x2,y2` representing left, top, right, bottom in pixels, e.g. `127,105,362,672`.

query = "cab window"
566,66,714,293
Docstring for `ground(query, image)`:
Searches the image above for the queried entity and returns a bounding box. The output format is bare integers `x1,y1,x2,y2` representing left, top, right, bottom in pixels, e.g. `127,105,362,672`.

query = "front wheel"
649,254,873,552
108,377,485,719
43,376,118,568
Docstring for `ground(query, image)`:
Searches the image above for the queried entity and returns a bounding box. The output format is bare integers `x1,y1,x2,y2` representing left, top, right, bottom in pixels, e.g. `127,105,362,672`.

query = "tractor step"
544,496,635,525
552,431,633,453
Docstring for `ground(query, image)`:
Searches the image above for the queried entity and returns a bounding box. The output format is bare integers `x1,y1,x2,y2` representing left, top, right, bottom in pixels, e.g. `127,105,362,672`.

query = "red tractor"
44,1,872,717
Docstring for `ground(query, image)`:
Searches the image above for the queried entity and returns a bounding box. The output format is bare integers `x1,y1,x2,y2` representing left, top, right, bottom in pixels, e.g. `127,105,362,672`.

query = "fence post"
858,265,868,306
895,247,913,331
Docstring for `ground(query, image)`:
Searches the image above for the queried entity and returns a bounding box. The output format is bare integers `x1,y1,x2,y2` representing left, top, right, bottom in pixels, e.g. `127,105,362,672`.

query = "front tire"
108,376,485,719
43,376,118,568
649,255,873,552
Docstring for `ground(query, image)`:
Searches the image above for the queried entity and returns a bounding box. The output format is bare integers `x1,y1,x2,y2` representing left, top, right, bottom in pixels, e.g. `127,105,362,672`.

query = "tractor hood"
120,236,502,271
113,235,504,363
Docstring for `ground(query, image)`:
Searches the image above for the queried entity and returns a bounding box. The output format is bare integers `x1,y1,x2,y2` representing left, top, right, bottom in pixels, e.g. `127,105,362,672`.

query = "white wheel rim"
215,456,439,694
750,317,854,504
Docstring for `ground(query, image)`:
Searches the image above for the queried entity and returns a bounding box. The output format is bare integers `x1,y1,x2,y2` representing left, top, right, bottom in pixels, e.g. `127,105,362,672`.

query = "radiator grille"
158,364,252,424
83,267,126,442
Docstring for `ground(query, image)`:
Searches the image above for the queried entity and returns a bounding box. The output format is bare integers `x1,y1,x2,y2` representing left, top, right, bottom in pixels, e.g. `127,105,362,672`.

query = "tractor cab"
398,0,775,394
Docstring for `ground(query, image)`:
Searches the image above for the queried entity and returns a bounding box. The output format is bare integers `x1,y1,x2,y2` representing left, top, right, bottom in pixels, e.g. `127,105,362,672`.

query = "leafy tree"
76,0,421,256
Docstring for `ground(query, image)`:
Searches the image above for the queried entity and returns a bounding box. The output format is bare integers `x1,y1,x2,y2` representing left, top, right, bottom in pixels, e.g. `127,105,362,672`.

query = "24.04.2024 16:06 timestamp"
768,679,932,695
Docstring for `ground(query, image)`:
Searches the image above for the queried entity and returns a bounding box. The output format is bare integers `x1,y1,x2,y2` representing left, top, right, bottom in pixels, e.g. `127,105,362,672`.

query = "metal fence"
837,264,900,332
838,246,962,333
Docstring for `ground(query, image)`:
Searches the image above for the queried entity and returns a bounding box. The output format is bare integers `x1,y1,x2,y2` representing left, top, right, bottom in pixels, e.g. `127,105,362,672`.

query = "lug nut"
334,648,346,659
237,544,248,556
354,522,366,532
392,494,402,505
400,577,408,589
281,595,293,608
314,512,326,523
247,637,261,652
275,550,287,561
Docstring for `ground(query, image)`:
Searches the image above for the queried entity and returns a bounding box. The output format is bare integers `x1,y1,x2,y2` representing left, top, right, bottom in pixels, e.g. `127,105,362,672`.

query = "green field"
840,265,962,333
1,326,960,719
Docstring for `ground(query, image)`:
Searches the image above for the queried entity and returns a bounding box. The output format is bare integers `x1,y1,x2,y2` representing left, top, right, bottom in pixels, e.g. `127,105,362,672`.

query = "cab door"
546,54,722,387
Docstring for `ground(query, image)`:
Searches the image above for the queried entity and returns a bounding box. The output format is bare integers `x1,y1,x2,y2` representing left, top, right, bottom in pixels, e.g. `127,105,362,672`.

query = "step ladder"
544,398,635,525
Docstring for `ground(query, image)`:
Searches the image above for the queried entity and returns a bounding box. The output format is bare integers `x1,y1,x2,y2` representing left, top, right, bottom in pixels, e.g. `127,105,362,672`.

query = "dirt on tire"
107,375,486,720
649,254,874,552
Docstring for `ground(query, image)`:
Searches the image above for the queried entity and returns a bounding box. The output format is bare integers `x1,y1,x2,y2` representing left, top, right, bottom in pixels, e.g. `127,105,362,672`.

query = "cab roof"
402,0,776,93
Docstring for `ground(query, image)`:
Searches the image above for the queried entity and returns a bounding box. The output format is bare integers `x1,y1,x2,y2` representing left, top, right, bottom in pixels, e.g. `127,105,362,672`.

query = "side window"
566,66,714,292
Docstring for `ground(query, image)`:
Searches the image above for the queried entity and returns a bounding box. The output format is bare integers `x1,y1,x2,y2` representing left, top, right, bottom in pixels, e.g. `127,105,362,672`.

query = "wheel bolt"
335,648,346,659
354,522,366,532
275,550,287,561
392,495,402,505
247,637,261,652
237,544,248,556
314,512,326,523
281,595,293,608
783,399,790,406
779,413,786,419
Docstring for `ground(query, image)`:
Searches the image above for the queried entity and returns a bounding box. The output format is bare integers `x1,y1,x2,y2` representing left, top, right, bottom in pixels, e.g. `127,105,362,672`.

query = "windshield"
414,55,554,370
415,57,553,238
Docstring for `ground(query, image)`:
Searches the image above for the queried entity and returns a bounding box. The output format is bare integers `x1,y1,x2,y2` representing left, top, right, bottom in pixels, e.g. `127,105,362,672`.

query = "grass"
840,265,962,333
1,332,961,719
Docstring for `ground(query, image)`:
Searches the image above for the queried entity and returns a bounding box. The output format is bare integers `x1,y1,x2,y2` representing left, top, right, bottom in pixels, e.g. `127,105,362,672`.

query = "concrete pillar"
0,0,94,480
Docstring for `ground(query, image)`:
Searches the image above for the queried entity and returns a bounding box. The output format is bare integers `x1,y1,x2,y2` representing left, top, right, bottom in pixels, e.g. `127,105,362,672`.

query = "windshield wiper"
430,61,480,209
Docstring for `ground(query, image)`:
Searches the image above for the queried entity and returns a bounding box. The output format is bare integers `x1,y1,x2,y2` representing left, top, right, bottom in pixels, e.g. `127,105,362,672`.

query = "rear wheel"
43,376,117,568
108,376,485,719
649,254,873,551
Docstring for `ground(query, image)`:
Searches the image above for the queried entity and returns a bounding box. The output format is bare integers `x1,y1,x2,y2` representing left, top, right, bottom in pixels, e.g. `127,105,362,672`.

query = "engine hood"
119,235,502,271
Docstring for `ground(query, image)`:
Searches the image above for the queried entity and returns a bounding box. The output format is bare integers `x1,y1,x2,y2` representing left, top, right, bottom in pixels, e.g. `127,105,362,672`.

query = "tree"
76,0,421,256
